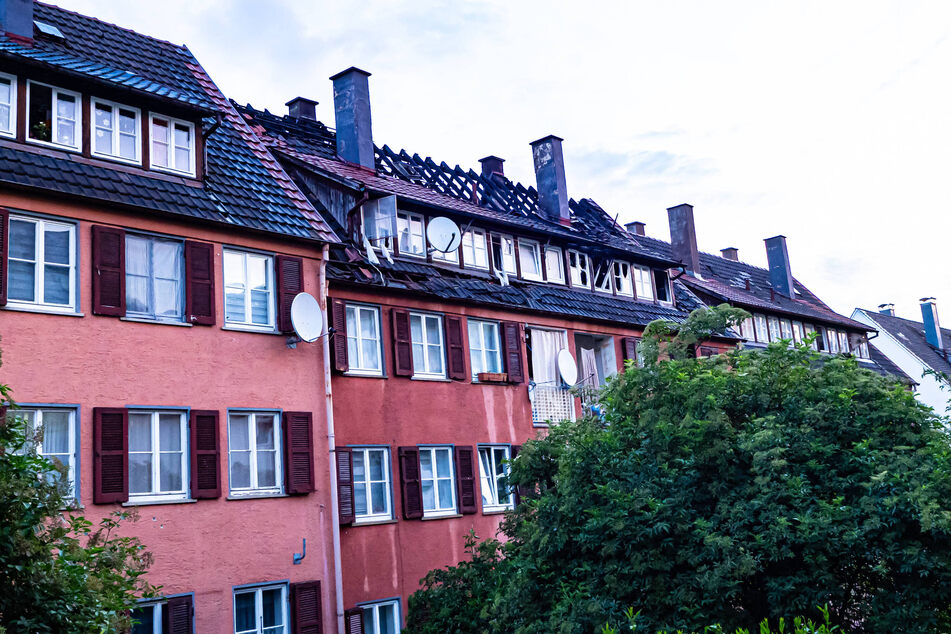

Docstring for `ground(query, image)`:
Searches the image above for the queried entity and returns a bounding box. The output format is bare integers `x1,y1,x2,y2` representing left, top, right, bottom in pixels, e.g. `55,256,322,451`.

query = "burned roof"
859,309,951,378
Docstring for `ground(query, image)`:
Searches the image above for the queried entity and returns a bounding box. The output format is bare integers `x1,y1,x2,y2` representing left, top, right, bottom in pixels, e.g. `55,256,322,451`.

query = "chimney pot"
0,0,33,43
667,203,700,275
721,247,739,261
286,97,318,121
878,303,895,316
479,155,505,178
920,297,944,351
530,135,571,226
625,221,646,236
764,235,795,298
330,67,374,170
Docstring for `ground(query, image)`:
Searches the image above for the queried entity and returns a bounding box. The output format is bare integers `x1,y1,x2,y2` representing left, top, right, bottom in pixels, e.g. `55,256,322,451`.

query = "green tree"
0,372,156,633
406,307,951,633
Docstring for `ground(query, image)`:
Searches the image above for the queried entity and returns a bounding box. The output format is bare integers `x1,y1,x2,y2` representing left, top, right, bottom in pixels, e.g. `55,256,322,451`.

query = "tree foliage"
406,307,951,633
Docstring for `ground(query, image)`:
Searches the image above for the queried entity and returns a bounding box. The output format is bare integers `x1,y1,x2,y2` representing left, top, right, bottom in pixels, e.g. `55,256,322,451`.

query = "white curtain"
580,347,599,388
478,450,495,506
529,329,567,386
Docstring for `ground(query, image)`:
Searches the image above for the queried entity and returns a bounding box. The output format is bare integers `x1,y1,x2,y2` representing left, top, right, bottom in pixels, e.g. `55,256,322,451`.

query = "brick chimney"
920,297,944,350
667,203,700,275
764,235,795,298
720,247,739,261
479,155,504,178
878,303,895,316
530,135,571,226
330,67,374,169
625,221,646,236
0,0,33,43
286,97,318,121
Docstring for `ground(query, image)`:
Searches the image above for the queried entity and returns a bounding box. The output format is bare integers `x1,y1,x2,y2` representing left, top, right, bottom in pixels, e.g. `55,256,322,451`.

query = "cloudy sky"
60,0,951,320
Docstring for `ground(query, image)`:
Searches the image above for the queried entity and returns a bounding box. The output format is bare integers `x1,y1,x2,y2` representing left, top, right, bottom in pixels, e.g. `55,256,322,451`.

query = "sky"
56,0,951,321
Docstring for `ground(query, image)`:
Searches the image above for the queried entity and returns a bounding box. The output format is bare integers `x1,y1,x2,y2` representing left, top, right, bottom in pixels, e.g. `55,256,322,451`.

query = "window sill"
410,375,451,382
352,517,398,527
482,507,513,516
121,317,192,327
222,324,280,335
123,497,196,507
2,304,83,317
226,492,288,500
344,371,387,379
421,512,462,521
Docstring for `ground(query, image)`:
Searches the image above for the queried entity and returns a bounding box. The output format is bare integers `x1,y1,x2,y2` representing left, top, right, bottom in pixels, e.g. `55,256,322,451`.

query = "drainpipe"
320,242,345,634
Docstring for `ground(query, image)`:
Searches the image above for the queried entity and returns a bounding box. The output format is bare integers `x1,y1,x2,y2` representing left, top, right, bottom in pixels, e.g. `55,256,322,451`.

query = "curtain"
580,347,599,388
478,449,495,506
529,329,567,386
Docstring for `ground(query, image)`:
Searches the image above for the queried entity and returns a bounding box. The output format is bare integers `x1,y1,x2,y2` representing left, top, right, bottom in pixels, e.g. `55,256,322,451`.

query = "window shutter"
92,225,126,316
397,446,423,519
283,411,315,495
0,208,9,306
93,407,128,504
511,444,522,506
622,337,639,363
444,315,467,381
336,447,355,525
500,321,524,384
454,445,477,514
276,255,304,333
344,608,365,634
162,595,193,634
331,299,349,372
391,309,414,377
189,410,220,499
290,580,322,634
184,240,215,326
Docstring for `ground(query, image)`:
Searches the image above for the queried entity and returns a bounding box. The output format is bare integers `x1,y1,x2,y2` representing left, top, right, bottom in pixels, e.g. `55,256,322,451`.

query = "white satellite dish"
290,292,324,343
557,349,578,386
426,216,462,253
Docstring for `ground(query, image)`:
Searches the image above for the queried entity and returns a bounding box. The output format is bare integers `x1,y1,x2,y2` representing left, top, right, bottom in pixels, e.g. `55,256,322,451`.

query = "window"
7,215,76,311
567,250,589,288
131,602,162,634
612,261,633,297
632,265,654,301
824,328,837,353
27,81,80,150
739,317,755,341
518,239,543,281
126,234,184,322
754,313,769,343
346,304,383,375
0,72,15,137
429,218,458,264
150,114,195,176
396,211,425,257
804,324,819,350
527,328,575,426
544,246,565,284
792,321,804,343
479,446,513,511
229,412,282,495
768,316,782,343
352,447,392,522
129,410,187,502
224,249,275,329
234,584,287,634
410,312,445,378
780,319,793,340
361,599,400,634
461,229,488,269
419,446,456,517
654,269,672,303
491,234,517,275
838,331,850,354
17,408,77,497
361,197,396,252
91,98,140,163
468,319,502,379
593,261,612,294
857,339,870,359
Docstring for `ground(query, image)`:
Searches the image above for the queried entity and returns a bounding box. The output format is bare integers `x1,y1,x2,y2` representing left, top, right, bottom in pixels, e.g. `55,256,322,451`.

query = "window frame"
491,233,517,276
754,313,769,343
544,246,565,284
16,406,79,499
418,445,457,517
130,600,164,633
468,319,502,380
227,411,284,497
125,232,186,323
567,249,590,288
223,248,276,331
26,80,81,151
149,113,197,177
6,213,78,313
409,311,446,379
478,444,514,512
461,228,489,270
127,409,189,504
0,72,16,139
768,316,782,343
612,261,633,297
90,97,142,165
233,583,288,634
345,303,384,376
517,238,544,282
361,199,396,253
654,269,673,304
351,446,393,524
359,598,402,634
593,260,613,294
396,210,426,258
631,264,654,301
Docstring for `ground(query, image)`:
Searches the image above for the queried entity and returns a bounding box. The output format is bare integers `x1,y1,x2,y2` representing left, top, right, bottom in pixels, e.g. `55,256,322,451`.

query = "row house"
0,3,339,633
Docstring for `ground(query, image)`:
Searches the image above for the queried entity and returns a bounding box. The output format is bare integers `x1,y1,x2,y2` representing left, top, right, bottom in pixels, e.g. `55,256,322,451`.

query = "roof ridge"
37,1,190,53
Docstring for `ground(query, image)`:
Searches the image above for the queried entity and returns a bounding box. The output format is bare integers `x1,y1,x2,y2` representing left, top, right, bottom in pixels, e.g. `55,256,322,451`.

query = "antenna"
556,349,578,386
426,216,462,253
289,292,324,345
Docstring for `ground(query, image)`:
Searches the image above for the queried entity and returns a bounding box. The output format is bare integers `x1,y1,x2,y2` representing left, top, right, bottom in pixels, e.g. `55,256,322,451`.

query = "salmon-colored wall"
0,192,337,634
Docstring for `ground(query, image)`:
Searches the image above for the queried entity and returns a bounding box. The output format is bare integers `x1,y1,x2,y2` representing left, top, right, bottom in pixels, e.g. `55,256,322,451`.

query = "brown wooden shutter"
162,594,193,634
500,321,524,384
0,208,8,306
331,299,349,372
93,407,128,504
511,444,522,506
398,446,423,519
344,608,364,634
445,315,467,381
622,337,639,363
454,445,477,514
290,580,322,634
189,410,220,499
184,240,215,326
92,225,126,316
391,308,414,377
336,447,355,525
283,411,315,495
276,255,304,333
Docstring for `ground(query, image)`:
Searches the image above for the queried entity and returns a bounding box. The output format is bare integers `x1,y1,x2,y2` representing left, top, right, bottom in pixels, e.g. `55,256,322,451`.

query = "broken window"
654,269,672,303
567,250,590,288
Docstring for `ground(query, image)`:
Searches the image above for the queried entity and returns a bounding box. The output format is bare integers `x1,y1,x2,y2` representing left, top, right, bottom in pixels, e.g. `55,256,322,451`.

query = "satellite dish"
290,292,323,343
426,216,462,253
557,349,578,386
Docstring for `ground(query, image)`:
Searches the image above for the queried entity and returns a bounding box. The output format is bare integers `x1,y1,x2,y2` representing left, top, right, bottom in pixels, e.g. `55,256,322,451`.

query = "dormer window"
654,270,672,304
361,196,396,252
518,239,543,281
92,98,140,164
544,246,565,284
491,234,517,276
567,250,589,288
396,210,425,257
632,264,653,301
612,261,633,297
27,81,80,150
150,114,195,176
461,228,488,269
0,73,15,138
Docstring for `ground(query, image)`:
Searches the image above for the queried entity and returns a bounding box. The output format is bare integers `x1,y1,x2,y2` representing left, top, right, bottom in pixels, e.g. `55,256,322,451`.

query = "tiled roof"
858,309,951,377
0,3,335,243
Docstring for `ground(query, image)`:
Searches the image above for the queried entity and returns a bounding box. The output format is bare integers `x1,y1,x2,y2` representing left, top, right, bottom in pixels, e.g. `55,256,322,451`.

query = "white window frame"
345,303,384,376
544,246,565,284
593,260,613,294
792,321,804,343
361,199,396,252
233,584,288,634
17,407,78,498
632,264,654,301
149,113,196,177
6,214,77,312
352,446,392,523
739,317,755,341
223,249,276,331
26,80,81,151
131,600,163,633
228,412,283,497
409,312,446,379
90,97,141,164
0,72,16,138
838,330,850,354
517,238,543,282
654,269,673,304
492,233,517,275
461,228,489,270
125,233,185,323
419,445,456,517
754,313,769,343
360,599,401,634
396,210,426,258
804,323,819,350
768,316,782,343
612,261,633,297
478,445,514,512
468,319,502,380
567,250,590,288
780,318,793,340
128,410,188,504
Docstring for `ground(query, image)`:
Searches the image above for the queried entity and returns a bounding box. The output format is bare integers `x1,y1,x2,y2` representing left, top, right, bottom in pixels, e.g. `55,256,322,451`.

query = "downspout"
320,242,345,634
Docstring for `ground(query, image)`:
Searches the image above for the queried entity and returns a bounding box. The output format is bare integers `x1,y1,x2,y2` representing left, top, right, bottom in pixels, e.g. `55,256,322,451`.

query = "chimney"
479,155,505,178
530,135,571,226
764,235,795,298
286,97,318,121
720,247,739,261
878,303,895,316
920,297,944,350
330,67,374,169
667,203,700,275
0,0,33,43
625,221,646,236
